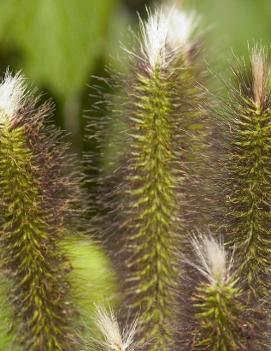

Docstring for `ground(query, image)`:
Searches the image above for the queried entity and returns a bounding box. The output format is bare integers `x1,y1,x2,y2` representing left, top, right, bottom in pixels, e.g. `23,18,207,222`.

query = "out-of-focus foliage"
62,239,118,336
188,0,271,70
0,0,117,100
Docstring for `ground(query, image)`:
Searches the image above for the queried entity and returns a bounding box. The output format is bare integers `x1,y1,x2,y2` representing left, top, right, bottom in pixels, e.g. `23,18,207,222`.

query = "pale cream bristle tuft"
140,7,170,71
0,71,27,123
94,306,137,351
251,48,268,109
139,6,200,71
165,7,200,52
191,234,232,284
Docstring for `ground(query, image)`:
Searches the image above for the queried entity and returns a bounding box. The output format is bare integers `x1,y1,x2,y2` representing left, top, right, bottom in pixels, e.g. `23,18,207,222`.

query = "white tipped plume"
251,47,269,109
140,7,170,70
139,6,200,71
0,71,27,123
191,234,233,284
95,306,137,351
165,8,200,52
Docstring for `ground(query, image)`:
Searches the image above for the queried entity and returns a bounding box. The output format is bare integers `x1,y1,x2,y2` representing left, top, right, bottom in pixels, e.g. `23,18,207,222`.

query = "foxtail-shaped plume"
218,46,271,299
181,234,259,351
91,5,208,351
0,72,81,351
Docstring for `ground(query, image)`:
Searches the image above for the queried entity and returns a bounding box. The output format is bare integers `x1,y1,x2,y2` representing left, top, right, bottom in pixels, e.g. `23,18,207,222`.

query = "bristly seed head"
0,71,27,124
140,6,200,71
251,47,269,109
191,234,233,284
94,306,137,351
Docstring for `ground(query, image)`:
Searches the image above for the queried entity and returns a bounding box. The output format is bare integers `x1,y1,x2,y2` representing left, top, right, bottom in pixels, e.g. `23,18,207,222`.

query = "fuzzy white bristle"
165,7,200,51
140,6,200,71
95,306,137,351
140,8,170,70
191,234,232,284
0,72,26,123
251,48,268,109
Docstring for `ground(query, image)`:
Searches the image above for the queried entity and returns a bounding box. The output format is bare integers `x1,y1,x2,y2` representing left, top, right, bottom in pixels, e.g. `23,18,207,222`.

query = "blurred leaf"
61,238,118,339
188,0,271,54
0,0,117,99
104,4,134,69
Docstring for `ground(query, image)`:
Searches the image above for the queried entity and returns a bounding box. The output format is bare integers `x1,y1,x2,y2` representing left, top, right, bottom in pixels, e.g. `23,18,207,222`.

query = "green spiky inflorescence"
125,65,179,349
193,278,245,350
107,7,208,351
188,236,249,351
221,47,271,298
0,73,78,350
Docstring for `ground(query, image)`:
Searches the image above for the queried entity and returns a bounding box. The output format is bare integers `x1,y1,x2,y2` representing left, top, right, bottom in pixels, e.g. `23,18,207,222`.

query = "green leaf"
0,0,117,98
61,238,118,339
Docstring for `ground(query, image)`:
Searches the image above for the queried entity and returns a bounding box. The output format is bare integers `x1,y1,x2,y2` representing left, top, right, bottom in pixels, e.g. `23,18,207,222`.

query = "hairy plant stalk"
102,6,208,351
126,65,177,349
0,73,78,351
220,47,271,298
185,235,254,351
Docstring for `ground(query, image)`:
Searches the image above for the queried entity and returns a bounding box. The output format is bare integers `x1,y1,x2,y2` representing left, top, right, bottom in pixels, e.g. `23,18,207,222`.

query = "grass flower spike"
220,46,271,298
0,6,270,351
0,72,79,351
96,5,208,351
185,234,250,351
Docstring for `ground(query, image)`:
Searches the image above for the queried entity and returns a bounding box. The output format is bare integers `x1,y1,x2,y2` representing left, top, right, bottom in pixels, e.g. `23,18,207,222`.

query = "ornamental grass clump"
0,4,271,351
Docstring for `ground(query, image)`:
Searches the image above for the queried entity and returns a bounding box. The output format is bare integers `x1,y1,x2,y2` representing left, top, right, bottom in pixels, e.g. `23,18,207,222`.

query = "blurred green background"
1,0,270,154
